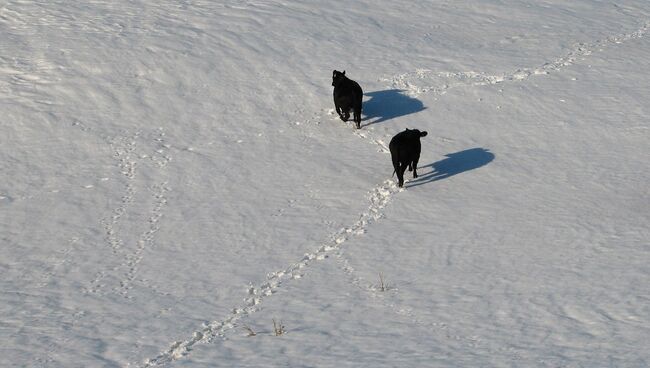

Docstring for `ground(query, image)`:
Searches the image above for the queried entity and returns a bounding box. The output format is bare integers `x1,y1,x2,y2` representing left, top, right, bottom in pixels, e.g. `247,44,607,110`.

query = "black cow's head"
332,70,346,86
406,128,428,138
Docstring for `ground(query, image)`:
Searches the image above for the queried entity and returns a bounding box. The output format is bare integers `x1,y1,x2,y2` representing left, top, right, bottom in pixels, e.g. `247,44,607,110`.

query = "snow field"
1,1,649,367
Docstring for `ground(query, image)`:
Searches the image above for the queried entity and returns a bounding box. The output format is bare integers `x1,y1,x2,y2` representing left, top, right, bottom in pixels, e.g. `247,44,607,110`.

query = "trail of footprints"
87,129,172,297
116,182,170,297
28,126,171,295
383,21,650,98
142,180,402,367
136,19,648,366
104,132,140,254
116,128,172,297
86,132,140,294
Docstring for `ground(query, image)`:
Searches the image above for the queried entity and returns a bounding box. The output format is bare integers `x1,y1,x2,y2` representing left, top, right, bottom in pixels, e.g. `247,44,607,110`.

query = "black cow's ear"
343,70,346,75
420,131,428,137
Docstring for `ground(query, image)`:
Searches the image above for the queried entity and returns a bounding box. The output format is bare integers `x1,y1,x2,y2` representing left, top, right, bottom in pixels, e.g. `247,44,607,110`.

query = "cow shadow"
363,89,425,126
406,148,495,188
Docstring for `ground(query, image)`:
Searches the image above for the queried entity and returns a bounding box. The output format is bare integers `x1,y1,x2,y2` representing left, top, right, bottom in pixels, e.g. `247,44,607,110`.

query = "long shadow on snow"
363,89,425,126
406,148,495,188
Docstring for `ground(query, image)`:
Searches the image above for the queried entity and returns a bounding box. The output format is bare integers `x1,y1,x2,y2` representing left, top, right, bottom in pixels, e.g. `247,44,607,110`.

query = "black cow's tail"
391,150,399,177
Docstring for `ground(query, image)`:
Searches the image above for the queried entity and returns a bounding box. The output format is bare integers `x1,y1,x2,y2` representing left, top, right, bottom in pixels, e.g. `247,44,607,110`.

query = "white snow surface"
1,0,649,367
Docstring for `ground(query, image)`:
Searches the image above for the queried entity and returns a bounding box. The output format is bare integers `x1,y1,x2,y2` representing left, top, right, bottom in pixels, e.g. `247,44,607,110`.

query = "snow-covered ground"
1,1,649,366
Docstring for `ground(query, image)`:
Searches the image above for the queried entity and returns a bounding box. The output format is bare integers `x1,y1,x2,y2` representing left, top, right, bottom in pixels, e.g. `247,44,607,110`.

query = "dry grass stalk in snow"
242,324,257,337
273,319,285,336
379,272,387,292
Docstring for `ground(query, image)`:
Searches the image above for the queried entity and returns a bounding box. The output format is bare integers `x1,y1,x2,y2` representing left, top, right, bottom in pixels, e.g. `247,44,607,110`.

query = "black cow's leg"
412,159,419,178
391,152,401,186
397,163,407,187
354,107,361,129
341,109,350,122
335,104,344,119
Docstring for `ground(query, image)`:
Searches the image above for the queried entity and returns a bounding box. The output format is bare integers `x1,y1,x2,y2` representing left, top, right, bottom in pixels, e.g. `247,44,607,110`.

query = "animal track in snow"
139,180,402,367
115,129,173,297
115,182,170,297
383,21,650,97
86,132,141,294
87,129,173,297
104,133,140,253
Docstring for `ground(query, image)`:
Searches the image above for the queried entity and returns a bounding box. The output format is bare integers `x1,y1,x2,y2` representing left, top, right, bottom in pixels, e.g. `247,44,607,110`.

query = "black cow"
332,70,363,129
389,128,428,187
